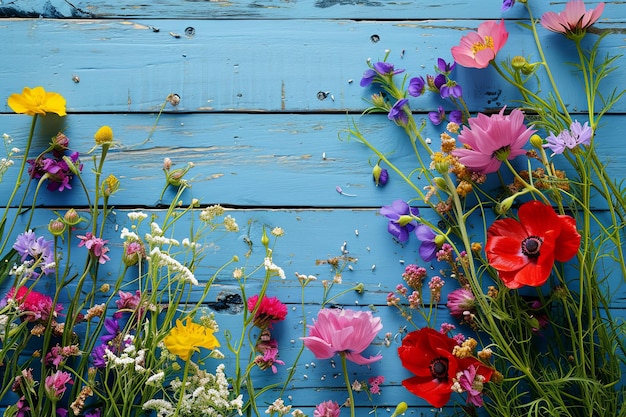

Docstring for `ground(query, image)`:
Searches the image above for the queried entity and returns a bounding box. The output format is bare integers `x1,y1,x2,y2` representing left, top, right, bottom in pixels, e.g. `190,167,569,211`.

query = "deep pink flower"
313,400,341,417
541,1,604,37
446,288,476,319
452,107,535,174
77,232,110,264
6,287,62,322
44,371,73,401
301,308,382,365
247,294,288,328
451,20,508,69
254,346,285,374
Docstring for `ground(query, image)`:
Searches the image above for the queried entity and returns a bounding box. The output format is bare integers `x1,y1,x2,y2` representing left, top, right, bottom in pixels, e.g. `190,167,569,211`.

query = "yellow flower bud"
102,174,120,197
530,134,544,150
94,125,114,145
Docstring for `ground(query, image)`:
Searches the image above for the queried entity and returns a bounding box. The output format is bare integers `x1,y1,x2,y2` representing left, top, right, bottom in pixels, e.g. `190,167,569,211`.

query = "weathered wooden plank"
1,113,624,208
0,19,624,113
0,0,619,21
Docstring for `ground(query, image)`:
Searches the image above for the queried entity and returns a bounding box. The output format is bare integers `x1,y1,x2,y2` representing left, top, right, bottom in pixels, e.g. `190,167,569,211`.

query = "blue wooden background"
1,0,625,415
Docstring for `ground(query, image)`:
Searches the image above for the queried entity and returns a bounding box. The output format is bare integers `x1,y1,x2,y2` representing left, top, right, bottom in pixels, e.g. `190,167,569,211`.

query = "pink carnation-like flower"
44,371,74,401
541,1,604,37
77,232,110,264
301,308,383,365
446,288,476,319
451,20,508,69
313,400,341,417
6,286,63,322
452,107,535,174
247,294,288,329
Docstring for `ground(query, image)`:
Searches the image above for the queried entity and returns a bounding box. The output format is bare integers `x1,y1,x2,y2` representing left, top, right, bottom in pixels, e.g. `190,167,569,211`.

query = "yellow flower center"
471,36,494,55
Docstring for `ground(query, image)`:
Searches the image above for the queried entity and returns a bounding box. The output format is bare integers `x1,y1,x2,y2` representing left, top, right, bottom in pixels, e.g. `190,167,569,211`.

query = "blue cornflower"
388,98,409,126
408,76,426,97
380,200,420,242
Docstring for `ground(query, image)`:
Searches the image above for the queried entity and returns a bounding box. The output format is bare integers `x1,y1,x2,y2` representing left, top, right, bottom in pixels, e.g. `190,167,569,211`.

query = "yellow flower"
8,86,66,116
102,174,120,197
163,318,220,361
94,125,114,145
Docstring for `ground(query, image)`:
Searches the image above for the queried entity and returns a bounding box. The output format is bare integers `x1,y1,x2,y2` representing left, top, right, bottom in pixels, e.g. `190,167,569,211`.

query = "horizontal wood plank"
1,113,624,208
0,19,624,113
0,0,619,21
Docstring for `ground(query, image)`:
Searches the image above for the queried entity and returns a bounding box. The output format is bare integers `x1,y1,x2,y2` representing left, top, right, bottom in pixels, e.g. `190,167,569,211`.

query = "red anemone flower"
486,200,581,289
398,328,493,408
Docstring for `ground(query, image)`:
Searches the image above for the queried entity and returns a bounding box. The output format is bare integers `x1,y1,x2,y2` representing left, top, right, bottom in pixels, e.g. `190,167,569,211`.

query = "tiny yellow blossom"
163,317,220,361
102,174,120,197
7,86,66,117
94,125,114,145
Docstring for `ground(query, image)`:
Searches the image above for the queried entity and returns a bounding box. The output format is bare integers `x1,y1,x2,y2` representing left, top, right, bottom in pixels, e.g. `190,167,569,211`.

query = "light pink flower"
313,400,341,417
44,371,73,401
301,308,382,365
541,1,604,36
452,107,535,174
77,232,110,264
451,20,508,69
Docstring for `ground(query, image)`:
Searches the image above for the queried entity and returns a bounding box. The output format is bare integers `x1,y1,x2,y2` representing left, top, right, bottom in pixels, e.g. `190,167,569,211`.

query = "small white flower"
128,211,148,221
146,372,165,386
224,215,239,232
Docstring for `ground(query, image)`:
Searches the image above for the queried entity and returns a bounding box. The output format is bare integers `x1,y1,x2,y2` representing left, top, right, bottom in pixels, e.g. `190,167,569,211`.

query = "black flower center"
521,236,543,258
429,357,449,381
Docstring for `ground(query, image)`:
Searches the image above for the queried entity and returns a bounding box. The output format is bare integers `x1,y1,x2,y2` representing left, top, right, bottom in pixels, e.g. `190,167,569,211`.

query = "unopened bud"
51,132,69,151
48,218,66,236
511,55,527,70
63,208,82,226
94,125,114,145
530,134,544,150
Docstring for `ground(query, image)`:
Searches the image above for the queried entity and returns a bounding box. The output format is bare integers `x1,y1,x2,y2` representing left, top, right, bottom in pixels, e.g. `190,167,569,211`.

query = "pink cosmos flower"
313,400,341,417
301,308,383,365
44,371,74,401
452,107,535,174
541,1,604,37
6,286,63,322
77,232,110,264
247,294,288,329
451,20,508,69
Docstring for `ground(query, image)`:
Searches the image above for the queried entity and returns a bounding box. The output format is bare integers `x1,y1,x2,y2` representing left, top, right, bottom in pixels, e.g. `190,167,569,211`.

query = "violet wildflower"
77,232,110,264
429,106,447,126
415,224,438,262
28,150,82,192
436,58,456,74
408,76,426,97
449,110,463,124
372,162,389,187
388,98,409,126
380,199,420,242
502,0,515,11
13,230,55,276
360,62,405,87
543,120,593,156
439,81,463,99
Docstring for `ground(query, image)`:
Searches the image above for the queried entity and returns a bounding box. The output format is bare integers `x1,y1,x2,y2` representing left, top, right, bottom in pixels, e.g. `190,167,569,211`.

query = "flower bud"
496,195,516,214
163,157,172,170
511,56,527,70
102,174,120,197
372,163,389,187
48,218,66,236
521,62,540,76
100,284,110,293
261,228,270,247
51,132,69,151
371,93,386,108
390,402,408,417
530,134,544,150
433,176,449,191
63,208,82,226
94,125,114,145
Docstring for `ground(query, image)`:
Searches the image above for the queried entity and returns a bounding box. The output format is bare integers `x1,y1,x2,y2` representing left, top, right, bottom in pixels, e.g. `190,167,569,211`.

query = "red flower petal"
554,215,581,261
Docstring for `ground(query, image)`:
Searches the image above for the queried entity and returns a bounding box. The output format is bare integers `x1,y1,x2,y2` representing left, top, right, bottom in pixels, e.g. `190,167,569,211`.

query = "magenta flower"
247,294,288,328
451,20,509,69
44,371,73,401
544,120,593,155
28,149,82,192
446,288,476,319
77,232,110,264
254,346,285,374
301,308,383,365
5,286,62,323
452,107,535,174
541,1,604,37
313,401,341,417
380,199,420,242
455,365,486,407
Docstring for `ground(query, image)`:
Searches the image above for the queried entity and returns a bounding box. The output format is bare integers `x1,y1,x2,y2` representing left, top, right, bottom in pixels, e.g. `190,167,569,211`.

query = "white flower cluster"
223,215,239,232
149,247,198,286
264,257,286,279
143,364,243,417
128,211,148,222
120,227,140,241
265,398,291,416
104,335,147,372
145,222,180,246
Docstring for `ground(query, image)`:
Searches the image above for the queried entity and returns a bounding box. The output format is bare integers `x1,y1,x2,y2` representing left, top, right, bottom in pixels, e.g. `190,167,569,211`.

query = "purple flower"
457,365,486,407
543,120,593,155
85,410,102,417
100,318,121,344
429,106,446,126
360,62,405,87
13,230,55,276
388,98,409,126
440,81,463,99
436,58,456,74
28,147,82,192
449,110,463,124
380,200,419,242
415,224,438,261
502,0,515,11
427,74,447,93
408,76,426,97
372,163,389,187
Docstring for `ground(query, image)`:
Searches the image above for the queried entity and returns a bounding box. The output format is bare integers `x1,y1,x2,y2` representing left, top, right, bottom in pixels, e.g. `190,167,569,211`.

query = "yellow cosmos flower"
94,125,114,145
163,318,220,361
7,86,67,116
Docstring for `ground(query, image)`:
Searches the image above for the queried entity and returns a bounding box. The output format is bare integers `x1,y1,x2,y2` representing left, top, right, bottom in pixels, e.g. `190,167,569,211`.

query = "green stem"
173,359,191,417
340,352,355,417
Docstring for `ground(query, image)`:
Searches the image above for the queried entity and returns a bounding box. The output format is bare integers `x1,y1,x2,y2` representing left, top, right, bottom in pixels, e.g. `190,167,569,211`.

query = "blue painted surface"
1,1,625,416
